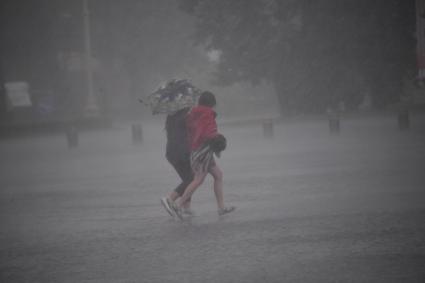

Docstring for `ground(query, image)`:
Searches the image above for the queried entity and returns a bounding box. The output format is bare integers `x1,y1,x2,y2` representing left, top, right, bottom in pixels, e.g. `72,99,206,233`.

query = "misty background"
0,0,420,126
1,1,425,282
1,0,281,125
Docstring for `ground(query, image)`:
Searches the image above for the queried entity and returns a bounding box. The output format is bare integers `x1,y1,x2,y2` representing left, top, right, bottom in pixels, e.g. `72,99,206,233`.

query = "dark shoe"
218,206,236,216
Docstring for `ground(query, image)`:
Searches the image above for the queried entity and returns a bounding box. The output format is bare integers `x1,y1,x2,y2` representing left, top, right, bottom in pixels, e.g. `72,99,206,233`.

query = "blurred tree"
178,0,415,114
90,0,202,116
1,0,205,119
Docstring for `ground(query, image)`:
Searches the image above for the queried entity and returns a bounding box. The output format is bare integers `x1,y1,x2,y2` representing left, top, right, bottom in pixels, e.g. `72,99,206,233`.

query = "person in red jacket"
167,91,235,218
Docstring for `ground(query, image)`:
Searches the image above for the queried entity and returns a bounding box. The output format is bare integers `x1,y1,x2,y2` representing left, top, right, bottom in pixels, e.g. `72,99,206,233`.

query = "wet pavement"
1,114,425,282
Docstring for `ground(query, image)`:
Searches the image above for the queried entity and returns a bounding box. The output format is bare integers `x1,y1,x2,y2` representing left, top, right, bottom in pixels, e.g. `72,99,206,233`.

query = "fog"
0,0,280,122
1,1,425,282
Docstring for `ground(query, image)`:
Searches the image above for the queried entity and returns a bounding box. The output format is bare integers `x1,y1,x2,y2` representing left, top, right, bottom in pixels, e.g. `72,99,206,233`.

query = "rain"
0,1,424,282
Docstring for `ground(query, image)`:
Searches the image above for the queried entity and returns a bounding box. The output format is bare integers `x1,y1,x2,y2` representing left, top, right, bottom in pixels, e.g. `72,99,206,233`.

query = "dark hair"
198,91,216,107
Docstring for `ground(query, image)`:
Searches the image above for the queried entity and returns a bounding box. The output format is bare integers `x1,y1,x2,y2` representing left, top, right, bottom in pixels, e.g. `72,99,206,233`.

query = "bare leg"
168,191,191,209
182,199,191,210
209,165,224,210
177,172,206,207
168,191,179,201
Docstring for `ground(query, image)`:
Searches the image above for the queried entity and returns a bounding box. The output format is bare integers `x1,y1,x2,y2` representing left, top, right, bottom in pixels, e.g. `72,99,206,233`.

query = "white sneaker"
160,197,174,217
167,198,183,220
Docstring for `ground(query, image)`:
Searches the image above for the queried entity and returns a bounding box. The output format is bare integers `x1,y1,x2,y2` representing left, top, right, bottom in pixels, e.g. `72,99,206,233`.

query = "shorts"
190,143,216,174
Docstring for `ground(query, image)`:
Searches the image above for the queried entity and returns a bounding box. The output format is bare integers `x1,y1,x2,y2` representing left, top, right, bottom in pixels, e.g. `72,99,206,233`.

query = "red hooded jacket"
186,105,218,150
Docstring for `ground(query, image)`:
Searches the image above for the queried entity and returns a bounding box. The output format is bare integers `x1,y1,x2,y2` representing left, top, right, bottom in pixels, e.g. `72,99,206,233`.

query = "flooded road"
1,114,425,282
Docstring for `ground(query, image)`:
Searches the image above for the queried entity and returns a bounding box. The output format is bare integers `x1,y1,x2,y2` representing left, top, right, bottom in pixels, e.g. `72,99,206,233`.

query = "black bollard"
397,109,410,130
66,126,79,148
328,113,340,134
262,119,274,138
132,124,143,144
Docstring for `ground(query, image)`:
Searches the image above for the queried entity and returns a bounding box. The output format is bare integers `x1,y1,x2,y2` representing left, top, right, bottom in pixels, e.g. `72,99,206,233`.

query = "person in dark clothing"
160,107,194,216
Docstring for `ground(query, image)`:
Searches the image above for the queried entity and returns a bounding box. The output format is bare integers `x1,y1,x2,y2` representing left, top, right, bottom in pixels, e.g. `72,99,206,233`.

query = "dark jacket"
165,107,190,161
